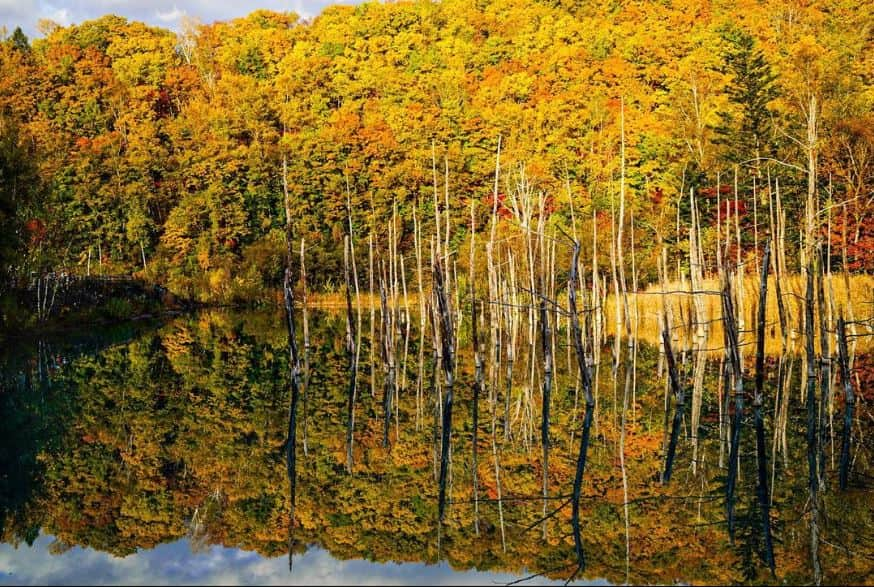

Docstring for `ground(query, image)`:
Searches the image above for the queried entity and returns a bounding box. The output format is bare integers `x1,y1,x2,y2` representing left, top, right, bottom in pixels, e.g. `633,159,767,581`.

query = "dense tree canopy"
0,0,870,302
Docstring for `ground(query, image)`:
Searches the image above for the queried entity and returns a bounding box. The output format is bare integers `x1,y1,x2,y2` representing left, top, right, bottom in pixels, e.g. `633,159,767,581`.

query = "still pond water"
1,309,871,585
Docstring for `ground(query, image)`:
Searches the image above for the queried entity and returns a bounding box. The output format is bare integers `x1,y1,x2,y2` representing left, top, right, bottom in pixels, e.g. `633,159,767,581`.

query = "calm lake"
1,309,871,585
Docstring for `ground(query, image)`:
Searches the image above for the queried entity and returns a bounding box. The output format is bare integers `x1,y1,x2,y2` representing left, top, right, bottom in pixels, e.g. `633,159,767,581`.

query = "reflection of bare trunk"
837,316,855,490
539,298,552,540
434,260,455,523
719,356,727,470
805,259,822,585
286,354,300,573
472,299,482,536
805,261,818,494
810,488,822,586
398,255,410,444
506,251,519,441
490,382,506,553
282,268,302,573
770,356,786,503
592,209,602,359
661,327,683,484
369,235,376,398
431,348,439,482
690,340,706,475
783,357,794,462
469,201,482,536
754,240,775,573
816,246,830,487
539,305,552,442
300,239,311,455
379,271,395,449
568,240,594,575
415,338,425,430
620,350,632,584
722,271,743,541
413,202,425,430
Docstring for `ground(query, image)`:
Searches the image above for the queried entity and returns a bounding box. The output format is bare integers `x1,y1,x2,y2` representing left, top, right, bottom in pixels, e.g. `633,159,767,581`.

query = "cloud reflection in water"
0,534,607,586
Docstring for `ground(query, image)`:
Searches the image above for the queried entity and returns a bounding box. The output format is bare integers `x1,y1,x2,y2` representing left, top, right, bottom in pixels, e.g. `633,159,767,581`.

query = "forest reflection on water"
0,309,871,585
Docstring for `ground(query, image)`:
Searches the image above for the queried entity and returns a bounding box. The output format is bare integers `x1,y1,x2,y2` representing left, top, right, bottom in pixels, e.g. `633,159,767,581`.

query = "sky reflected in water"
0,534,606,586
1,310,871,585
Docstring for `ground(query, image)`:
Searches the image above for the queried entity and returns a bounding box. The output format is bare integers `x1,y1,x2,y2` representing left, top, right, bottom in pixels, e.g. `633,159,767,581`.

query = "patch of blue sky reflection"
0,534,608,586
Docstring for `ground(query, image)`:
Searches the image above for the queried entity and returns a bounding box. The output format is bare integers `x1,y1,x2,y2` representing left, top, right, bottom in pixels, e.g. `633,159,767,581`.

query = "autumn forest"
0,0,871,311
0,0,873,585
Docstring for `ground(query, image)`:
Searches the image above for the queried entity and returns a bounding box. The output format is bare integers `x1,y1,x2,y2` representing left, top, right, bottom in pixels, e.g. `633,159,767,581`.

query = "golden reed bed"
603,273,874,357
303,274,874,357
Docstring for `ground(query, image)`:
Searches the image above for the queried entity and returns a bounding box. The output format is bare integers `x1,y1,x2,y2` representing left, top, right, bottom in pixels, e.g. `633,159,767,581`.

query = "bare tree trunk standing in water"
617,98,632,344
767,172,788,345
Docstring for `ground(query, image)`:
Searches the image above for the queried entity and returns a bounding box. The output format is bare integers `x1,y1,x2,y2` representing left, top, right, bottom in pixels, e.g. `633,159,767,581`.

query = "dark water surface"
1,309,871,585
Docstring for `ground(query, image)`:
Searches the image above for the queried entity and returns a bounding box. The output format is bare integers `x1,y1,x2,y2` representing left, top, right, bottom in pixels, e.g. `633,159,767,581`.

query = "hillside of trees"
0,0,871,315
